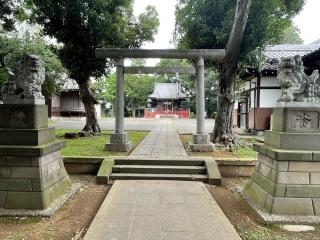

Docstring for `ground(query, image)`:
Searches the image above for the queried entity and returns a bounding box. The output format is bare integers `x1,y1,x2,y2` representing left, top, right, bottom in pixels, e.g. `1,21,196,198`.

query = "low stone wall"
216,159,256,177
62,157,256,178
63,157,104,174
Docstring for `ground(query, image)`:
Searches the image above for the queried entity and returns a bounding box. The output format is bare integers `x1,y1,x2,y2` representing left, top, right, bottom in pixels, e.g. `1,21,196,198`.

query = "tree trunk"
78,81,101,134
212,72,235,148
212,0,252,148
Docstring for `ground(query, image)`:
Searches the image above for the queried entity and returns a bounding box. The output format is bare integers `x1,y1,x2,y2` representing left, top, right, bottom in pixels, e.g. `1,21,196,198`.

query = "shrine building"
145,82,190,118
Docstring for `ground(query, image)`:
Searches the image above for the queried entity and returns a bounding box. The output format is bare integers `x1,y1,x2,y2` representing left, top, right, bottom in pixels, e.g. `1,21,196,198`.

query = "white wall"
261,76,279,87
260,89,282,108
239,75,281,109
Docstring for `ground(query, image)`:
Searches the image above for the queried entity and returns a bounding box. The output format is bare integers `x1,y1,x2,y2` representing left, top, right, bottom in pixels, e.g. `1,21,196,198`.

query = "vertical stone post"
106,58,132,152
196,57,206,135
189,57,214,152
115,58,125,134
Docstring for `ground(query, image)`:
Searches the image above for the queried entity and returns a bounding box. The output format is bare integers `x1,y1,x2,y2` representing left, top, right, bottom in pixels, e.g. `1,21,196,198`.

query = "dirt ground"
1,176,320,240
0,175,111,240
207,178,320,240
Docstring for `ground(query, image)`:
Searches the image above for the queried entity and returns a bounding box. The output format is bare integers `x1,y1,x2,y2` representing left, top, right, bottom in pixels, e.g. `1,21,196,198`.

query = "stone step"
96,157,221,186
112,165,207,174
114,158,205,166
109,173,209,183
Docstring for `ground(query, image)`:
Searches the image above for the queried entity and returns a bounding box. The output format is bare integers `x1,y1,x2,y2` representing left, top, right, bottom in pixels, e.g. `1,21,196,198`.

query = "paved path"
131,119,187,157
84,181,241,240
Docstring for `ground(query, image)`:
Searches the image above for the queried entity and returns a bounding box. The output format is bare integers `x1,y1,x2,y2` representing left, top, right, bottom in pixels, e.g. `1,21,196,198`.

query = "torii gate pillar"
105,58,132,152
188,57,214,152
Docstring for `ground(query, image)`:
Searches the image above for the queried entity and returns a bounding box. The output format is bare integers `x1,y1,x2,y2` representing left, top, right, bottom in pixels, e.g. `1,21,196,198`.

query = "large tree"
175,0,305,147
29,0,159,133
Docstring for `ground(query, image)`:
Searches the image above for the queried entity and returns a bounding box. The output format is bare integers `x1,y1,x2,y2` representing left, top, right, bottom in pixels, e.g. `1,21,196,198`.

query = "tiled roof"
149,83,187,100
263,44,320,70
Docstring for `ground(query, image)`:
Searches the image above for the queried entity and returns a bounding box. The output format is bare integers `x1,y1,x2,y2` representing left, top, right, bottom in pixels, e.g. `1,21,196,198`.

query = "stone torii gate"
95,48,225,152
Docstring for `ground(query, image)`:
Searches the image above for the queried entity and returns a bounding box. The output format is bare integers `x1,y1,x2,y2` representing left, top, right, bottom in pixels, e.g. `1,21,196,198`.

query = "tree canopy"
29,0,159,83
175,0,305,65
94,73,157,117
281,24,304,44
28,0,160,132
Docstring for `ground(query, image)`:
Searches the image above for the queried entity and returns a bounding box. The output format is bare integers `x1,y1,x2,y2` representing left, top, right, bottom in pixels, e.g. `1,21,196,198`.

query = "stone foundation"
244,104,320,217
189,134,214,152
0,144,71,210
0,104,72,210
244,153,320,216
188,142,214,152
105,142,132,152
106,132,132,152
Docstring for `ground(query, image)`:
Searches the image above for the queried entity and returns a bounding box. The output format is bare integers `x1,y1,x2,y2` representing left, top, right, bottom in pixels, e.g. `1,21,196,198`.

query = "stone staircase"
96,157,221,186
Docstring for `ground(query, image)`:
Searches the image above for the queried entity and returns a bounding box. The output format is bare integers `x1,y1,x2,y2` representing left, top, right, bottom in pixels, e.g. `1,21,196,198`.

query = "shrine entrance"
95,48,225,152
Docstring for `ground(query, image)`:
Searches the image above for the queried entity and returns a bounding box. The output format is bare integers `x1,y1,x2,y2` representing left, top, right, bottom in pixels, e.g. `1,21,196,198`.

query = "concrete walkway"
131,119,187,157
84,119,241,240
84,181,241,240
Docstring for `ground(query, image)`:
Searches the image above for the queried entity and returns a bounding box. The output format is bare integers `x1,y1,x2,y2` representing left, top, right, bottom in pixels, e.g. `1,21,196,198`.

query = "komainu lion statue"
278,55,319,102
1,54,45,103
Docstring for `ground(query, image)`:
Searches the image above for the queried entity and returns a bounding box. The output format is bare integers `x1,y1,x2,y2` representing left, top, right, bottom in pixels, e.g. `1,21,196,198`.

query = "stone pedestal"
244,103,320,217
0,104,72,210
189,134,214,152
105,132,132,152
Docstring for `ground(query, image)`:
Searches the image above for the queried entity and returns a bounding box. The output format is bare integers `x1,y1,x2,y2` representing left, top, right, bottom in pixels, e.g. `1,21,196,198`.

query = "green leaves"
174,0,305,68
93,73,156,111
281,23,303,44
29,0,159,83
0,32,67,99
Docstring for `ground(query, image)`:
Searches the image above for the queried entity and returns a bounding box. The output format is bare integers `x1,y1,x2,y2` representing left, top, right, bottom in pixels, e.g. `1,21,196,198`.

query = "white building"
234,43,320,132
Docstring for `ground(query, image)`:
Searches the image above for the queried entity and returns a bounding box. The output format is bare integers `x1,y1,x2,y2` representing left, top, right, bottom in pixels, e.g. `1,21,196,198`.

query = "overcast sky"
294,0,320,44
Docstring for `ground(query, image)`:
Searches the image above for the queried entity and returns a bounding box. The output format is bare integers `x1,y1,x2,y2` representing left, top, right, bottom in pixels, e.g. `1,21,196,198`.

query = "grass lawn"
180,134,257,159
55,129,148,157
232,144,257,158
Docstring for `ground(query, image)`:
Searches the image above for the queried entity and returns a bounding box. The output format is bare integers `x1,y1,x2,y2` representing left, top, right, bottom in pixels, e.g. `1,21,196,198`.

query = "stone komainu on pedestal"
244,55,320,217
0,54,72,210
